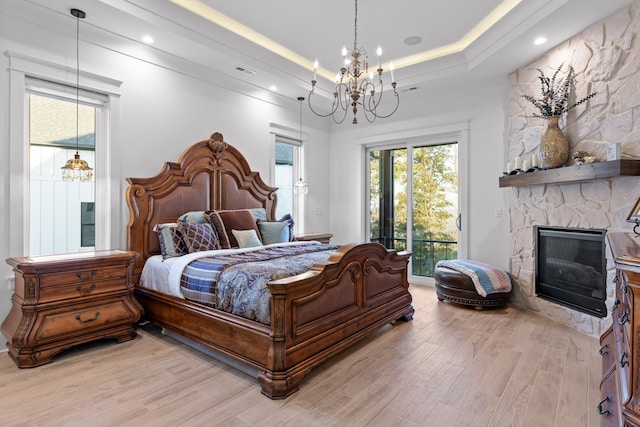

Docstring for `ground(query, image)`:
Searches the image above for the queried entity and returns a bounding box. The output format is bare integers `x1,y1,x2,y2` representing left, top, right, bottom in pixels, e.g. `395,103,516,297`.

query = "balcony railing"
371,237,457,277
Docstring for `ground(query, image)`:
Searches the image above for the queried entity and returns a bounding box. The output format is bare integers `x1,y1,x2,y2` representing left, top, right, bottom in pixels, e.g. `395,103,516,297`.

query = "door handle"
456,213,461,231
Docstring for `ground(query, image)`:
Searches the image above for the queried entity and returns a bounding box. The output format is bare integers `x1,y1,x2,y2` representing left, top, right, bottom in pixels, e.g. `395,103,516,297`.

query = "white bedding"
139,241,321,298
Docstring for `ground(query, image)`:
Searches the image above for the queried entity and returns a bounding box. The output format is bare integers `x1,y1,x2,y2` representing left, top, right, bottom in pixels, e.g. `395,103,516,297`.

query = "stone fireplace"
506,180,637,336
506,2,640,336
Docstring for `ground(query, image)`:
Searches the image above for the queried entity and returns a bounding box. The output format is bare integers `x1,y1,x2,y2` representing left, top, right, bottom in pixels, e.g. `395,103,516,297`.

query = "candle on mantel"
507,162,513,172
514,156,522,170
531,152,539,168
522,158,531,171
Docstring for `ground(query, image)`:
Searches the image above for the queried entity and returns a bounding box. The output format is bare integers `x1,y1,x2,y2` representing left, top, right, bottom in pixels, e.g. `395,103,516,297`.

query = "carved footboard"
262,242,413,398
134,242,413,399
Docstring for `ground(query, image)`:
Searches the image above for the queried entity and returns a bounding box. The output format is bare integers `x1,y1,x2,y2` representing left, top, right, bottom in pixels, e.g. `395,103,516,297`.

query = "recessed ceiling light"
269,85,278,91
142,35,154,44
534,37,547,45
404,36,422,46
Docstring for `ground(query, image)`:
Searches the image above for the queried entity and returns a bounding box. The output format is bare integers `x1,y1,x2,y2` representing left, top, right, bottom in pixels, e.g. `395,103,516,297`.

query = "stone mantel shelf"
498,159,640,188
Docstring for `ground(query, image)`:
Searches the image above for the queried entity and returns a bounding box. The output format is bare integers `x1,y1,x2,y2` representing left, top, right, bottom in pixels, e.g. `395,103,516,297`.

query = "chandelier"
308,0,399,124
61,8,93,182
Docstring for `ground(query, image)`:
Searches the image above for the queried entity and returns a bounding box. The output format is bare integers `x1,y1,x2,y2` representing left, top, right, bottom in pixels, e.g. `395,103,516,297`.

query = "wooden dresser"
1,250,143,368
599,232,640,426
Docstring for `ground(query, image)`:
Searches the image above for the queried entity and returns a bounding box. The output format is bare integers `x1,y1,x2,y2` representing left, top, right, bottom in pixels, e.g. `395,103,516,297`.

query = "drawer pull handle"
76,284,96,295
75,312,100,323
77,271,97,281
612,299,620,310
599,344,609,356
620,352,630,368
597,396,612,416
621,282,628,294
619,311,630,325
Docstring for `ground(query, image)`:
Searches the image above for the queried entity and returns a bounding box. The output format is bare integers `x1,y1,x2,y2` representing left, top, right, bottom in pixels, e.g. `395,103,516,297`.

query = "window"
274,135,304,230
274,140,295,219
26,79,105,255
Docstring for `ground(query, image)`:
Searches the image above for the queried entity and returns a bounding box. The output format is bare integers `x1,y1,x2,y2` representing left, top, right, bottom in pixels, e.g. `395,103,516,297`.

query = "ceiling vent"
234,66,256,75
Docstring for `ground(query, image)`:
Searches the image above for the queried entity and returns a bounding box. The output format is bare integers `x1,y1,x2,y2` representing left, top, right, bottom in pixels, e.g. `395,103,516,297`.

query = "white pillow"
232,229,262,248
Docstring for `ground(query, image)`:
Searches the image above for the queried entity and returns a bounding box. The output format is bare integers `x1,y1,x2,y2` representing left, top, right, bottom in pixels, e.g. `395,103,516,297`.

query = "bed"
125,132,414,398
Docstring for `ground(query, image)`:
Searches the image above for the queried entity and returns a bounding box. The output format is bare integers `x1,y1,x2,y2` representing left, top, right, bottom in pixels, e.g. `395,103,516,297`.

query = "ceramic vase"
539,116,569,169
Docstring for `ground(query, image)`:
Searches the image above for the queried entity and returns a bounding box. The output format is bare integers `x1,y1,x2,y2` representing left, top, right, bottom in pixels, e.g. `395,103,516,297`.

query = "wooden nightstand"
1,250,143,368
295,232,333,244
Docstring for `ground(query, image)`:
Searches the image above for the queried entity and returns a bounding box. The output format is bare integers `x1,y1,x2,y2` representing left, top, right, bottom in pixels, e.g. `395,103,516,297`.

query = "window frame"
360,123,469,285
8,51,122,256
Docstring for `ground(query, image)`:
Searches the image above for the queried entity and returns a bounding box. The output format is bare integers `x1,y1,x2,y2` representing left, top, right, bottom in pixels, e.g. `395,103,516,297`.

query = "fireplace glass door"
535,226,607,317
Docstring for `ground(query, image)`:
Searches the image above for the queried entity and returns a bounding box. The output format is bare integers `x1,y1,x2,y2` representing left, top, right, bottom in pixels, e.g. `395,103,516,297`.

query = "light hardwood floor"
0,285,603,427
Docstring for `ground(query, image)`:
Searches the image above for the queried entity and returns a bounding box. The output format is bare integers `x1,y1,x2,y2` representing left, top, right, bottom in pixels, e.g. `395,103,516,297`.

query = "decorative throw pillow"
232,229,262,248
177,222,220,253
248,207,267,222
205,209,262,249
279,213,295,242
155,223,188,259
257,219,290,245
177,211,208,224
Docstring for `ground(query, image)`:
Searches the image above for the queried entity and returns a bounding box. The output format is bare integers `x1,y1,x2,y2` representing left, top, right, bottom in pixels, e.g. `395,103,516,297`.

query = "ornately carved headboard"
125,132,278,282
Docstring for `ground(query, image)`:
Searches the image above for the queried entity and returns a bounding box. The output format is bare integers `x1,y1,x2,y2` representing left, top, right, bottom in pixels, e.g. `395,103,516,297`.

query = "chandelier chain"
75,9,80,155
353,0,358,51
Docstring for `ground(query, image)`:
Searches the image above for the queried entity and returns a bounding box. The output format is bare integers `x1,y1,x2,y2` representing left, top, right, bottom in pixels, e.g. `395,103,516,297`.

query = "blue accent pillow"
257,219,291,245
177,211,208,224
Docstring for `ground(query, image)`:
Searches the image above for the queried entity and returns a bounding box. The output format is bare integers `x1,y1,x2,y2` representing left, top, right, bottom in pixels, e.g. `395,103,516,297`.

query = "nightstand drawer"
32,298,140,344
38,278,128,303
39,265,128,287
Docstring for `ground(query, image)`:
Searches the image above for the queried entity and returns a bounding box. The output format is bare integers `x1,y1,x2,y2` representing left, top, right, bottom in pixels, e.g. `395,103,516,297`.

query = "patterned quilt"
180,243,339,324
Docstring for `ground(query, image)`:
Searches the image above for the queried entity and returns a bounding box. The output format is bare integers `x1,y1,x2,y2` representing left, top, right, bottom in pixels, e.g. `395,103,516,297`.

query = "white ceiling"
11,0,636,110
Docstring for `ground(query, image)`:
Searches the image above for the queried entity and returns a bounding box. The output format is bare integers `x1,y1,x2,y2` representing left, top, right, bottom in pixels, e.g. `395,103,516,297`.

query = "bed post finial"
208,132,228,155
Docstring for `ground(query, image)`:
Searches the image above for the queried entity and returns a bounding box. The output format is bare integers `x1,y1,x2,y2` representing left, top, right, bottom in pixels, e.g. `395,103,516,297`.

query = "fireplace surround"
535,226,607,318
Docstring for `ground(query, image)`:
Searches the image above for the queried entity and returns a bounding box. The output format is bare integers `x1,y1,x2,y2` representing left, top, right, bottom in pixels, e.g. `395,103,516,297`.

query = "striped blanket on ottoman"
435,259,511,297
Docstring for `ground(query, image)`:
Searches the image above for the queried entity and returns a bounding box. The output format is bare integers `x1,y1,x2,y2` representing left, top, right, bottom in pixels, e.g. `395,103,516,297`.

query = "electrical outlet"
495,208,503,218
4,276,15,291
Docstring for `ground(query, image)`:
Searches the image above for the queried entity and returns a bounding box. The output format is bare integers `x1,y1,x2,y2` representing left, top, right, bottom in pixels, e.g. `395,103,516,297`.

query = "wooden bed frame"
125,132,414,398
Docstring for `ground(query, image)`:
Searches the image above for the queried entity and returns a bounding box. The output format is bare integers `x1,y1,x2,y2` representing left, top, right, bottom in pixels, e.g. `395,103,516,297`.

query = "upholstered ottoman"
434,263,512,310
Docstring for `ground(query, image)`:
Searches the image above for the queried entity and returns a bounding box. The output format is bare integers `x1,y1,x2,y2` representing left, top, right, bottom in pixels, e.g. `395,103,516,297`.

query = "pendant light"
61,8,93,182
293,96,308,195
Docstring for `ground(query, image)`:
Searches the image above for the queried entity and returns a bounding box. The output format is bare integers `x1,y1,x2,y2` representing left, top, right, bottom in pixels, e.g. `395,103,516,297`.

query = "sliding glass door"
368,142,459,279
